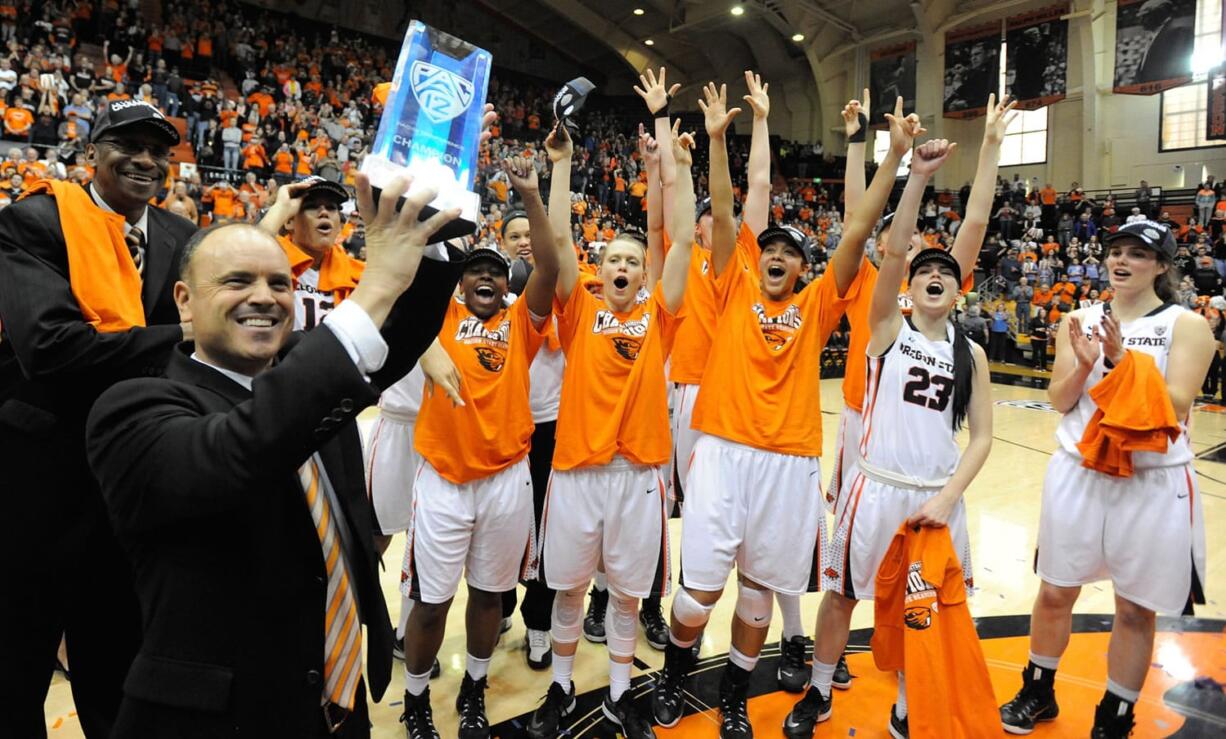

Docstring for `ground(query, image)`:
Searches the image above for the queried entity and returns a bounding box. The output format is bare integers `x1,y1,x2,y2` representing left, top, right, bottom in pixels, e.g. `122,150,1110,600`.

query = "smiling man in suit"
85,175,464,738
0,99,195,738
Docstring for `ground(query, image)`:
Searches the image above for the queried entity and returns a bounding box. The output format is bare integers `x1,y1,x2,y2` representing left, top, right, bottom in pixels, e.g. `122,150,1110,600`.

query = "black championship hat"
297,175,350,204
757,225,815,263
464,246,512,276
91,99,180,145
908,247,962,286
1103,220,1178,261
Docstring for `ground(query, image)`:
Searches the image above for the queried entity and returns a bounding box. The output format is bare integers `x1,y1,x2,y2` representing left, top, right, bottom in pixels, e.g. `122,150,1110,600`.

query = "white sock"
728,645,758,672
609,658,632,701
405,667,431,697
552,651,575,691
466,653,491,681
777,592,805,640
895,672,908,719
810,659,836,697
1029,651,1060,671
669,632,697,649
594,572,607,592
1106,678,1140,704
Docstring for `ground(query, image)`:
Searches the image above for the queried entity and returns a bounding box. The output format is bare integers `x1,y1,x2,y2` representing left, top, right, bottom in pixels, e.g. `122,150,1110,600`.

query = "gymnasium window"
873,129,912,175
998,38,1048,166
1159,0,1226,151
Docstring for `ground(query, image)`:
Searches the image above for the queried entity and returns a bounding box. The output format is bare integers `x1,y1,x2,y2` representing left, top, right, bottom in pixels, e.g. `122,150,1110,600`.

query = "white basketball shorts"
401,458,533,604
669,382,702,506
681,434,825,596
364,410,419,535
827,406,863,515
1037,450,1207,615
539,458,670,599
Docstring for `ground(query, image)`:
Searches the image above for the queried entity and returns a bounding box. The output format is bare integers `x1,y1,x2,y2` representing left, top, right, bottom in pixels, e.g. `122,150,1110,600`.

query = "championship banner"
1005,4,1069,109
362,20,492,241
869,41,917,128
943,21,1001,119
1113,0,1196,95
1208,65,1226,140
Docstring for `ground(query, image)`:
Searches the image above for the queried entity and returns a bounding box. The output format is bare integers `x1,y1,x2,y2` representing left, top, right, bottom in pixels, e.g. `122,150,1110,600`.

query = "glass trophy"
361,20,491,242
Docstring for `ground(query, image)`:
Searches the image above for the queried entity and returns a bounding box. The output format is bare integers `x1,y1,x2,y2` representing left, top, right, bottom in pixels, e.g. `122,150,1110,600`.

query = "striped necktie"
126,226,145,275
298,456,363,710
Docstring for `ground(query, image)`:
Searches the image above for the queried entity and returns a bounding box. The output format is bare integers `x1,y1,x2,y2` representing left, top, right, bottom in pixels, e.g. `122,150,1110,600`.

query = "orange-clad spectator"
247,89,275,116
197,35,213,60
1039,183,1057,205
601,223,615,241
107,83,131,102
147,31,162,56
801,184,816,203
242,140,268,172
210,181,238,219
272,144,294,176
239,172,269,207
582,217,598,243
527,112,540,131
1032,284,1053,307
3,104,33,137
294,146,313,176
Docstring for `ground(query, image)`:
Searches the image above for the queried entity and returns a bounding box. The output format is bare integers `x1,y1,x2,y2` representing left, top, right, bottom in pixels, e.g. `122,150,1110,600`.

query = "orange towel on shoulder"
1076,350,1180,477
277,235,365,304
19,179,144,332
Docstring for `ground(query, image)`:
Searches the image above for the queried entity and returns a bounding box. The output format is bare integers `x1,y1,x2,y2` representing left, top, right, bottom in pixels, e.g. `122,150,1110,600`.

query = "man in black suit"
0,100,195,738
1137,0,1196,85
85,175,464,738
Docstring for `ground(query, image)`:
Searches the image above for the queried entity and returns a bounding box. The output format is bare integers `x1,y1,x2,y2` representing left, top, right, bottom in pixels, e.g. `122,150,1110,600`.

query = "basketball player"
999,220,1212,739
818,92,1017,699
648,91,913,738
398,155,560,739
784,139,994,739
526,123,697,739
258,175,364,330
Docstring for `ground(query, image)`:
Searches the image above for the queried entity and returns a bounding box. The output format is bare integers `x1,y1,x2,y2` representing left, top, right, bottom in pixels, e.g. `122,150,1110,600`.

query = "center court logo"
409,61,475,124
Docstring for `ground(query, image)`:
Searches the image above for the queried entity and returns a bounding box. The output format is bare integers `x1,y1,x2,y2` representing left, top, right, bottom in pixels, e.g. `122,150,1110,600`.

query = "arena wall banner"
869,40,917,128
1113,0,1196,94
943,21,1002,119
1005,4,1069,109
1208,65,1226,140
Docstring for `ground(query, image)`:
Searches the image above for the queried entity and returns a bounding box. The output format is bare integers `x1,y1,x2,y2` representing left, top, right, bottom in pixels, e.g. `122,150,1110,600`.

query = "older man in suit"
0,99,195,738
86,175,464,738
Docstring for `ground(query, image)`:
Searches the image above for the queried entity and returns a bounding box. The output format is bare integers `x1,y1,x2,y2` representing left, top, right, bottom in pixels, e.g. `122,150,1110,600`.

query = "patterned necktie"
298,456,363,710
126,226,145,275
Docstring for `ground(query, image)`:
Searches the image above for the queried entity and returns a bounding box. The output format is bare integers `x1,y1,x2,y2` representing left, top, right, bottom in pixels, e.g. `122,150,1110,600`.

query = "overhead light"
792,33,805,42
634,7,645,15
731,5,745,16
644,38,655,45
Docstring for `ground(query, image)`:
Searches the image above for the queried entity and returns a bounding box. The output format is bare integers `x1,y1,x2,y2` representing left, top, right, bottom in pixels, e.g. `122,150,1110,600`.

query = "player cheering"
999,220,1212,738
786,138,994,738
397,155,560,739
526,122,698,739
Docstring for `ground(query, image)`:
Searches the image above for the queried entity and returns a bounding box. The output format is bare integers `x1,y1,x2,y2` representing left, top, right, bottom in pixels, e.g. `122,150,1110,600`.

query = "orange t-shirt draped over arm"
1076,350,1181,477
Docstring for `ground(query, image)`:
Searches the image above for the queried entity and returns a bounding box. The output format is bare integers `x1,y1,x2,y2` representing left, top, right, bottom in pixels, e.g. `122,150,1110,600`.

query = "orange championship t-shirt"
210,186,237,218
552,282,681,470
415,297,547,484
871,524,999,738
692,247,856,456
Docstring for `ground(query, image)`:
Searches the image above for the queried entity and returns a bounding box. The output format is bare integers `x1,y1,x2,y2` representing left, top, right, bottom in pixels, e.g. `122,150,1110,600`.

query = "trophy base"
360,154,482,244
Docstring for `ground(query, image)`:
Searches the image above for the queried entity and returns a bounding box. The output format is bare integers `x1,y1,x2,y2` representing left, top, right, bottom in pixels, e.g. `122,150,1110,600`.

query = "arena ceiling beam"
534,0,695,80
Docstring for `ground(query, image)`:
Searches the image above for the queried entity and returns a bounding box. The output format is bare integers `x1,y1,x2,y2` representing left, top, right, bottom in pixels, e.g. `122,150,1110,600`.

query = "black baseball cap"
696,196,741,220
757,225,814,263
878,210,921,234
908,247,962,285
1104,220,1177,260
90,99,180,145
297,176,350,204
464,247,512,276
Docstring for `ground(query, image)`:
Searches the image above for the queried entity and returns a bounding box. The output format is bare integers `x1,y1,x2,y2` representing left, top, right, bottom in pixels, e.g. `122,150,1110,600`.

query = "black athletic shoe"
400,688,440,739
719,666,753,739
583,586,608,643
777,636,809,693
888,705,908,739
526,681,576,739
1090,696,1135,739
430,658,440,679
603,690,657,739
1000,667,1059,735
651,641,693,727
832,655,852,690
782,685,833,739
639,599,669,651
455,674,489,739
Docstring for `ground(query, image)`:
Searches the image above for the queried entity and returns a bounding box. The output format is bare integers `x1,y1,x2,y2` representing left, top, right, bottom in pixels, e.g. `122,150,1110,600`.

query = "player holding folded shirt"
258,175,364,330
648,89,909,739
397,156,560,739
819,92,1017,698
784,138,994,739
999,221,1212,739
527,123,697,739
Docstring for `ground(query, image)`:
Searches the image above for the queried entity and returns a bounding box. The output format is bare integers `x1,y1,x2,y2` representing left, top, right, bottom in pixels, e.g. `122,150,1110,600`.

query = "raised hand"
671,119,696,168
638,122,660,169
258,177,314,234
909,138,956,177
502,156,538,194
883,96,924,157
633,66,681,115
478,103,497,144
742,70,769,119
1099,311,1125,364
697,82,741,138
544,122,573,163
353,172,460,294
843,87,870,138
1067,315,1102,368
983,93,1019,147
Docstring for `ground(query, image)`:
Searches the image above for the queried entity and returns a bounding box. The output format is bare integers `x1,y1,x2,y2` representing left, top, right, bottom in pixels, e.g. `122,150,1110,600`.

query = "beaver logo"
475,347,506,372
904,605,932,630
763,329,789,350
611,336,642,360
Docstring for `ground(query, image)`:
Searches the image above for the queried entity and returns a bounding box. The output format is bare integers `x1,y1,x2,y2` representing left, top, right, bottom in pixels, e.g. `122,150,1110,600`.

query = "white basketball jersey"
1055,302,1192,468
378,364,426,419
858,319,961,482
529,339,565,424
293,268,336,331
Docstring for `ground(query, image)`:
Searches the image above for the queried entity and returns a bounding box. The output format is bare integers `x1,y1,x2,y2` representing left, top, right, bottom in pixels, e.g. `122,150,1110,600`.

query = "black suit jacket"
0,192,195,562
85,255,462,738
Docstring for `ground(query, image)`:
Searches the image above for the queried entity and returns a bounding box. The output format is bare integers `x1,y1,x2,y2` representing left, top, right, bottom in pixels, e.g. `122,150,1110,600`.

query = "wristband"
847,112,869,143
654,94,672,118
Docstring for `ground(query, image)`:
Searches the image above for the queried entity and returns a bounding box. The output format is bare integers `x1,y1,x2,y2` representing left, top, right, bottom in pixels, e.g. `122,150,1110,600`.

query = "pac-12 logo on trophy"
410,61,475,124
